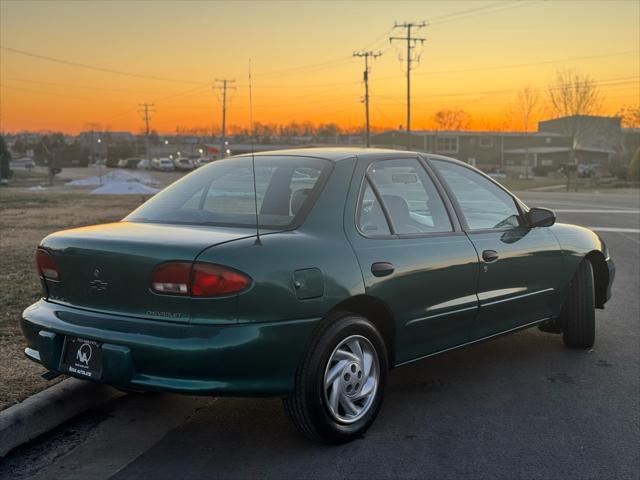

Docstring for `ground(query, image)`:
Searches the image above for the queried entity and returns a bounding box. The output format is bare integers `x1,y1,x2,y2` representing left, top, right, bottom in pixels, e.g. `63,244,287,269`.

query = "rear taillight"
150,262,251,297
150,262,191,294
191,263,251,296
36,248,59,280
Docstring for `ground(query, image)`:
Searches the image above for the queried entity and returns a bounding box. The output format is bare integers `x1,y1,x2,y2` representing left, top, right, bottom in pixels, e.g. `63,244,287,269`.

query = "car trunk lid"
40,221,257,323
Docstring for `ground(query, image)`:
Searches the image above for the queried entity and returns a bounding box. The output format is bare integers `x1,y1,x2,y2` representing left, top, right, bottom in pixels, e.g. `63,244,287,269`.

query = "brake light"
191,263,251,296
36,249,59,280
150,262,251,297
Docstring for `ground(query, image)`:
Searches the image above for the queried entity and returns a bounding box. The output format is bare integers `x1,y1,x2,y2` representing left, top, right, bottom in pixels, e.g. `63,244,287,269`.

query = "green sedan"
22,148,615,443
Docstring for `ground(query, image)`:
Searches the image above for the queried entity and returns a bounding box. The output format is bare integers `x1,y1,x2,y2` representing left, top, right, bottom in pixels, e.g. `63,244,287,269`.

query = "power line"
94,84,212,130
251,56,353,79
428,1,510,22
430,0,540,25
1,77,173,95
413,50,640,78
0,45,207,85
409,75,640,100
213,79,236,157
390,21,427,143
371,76,640,109
353,51,382,147
0,83,131,104
5,49,633,97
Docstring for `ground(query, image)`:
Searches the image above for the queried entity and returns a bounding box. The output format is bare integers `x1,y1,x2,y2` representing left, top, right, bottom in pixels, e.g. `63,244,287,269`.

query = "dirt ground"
0,189,147,410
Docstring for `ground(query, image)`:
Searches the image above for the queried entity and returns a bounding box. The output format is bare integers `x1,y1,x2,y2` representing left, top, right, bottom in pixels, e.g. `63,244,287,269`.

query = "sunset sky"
1,0,638,134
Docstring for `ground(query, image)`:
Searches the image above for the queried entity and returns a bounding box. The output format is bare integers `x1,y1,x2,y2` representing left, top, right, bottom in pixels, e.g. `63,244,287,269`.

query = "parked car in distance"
105,157,120,168
152,157,175,172
487,170,507,179
578,163,603,178
23,148,614,444
174,157,195,171
118,157,141,169
194,157,213,168
137,158,152,170
9,157,35,169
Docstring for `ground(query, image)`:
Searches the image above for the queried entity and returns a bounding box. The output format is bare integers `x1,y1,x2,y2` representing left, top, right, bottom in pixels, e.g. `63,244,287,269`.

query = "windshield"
126,155,331,228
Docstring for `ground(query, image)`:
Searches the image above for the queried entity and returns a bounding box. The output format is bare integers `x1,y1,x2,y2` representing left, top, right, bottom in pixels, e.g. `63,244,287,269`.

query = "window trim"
354,156,460,239
435,136,459,154
425,155,527,233
479,136,493,148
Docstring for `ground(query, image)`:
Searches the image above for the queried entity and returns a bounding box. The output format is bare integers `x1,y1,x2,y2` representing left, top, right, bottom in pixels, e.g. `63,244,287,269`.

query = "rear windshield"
126,155,331,228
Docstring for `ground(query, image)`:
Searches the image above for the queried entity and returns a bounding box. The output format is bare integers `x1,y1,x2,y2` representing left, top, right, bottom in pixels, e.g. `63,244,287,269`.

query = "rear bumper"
21,300,319,396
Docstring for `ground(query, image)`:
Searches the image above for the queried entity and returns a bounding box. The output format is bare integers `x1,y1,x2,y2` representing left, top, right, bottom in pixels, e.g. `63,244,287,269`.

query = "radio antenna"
248,59,261,246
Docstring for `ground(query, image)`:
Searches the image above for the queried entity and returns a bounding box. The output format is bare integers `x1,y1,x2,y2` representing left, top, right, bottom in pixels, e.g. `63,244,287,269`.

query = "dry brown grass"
0,189,147,410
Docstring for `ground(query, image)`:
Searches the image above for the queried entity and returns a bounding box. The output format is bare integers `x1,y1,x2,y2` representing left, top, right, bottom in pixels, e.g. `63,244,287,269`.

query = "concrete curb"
0,378,123,457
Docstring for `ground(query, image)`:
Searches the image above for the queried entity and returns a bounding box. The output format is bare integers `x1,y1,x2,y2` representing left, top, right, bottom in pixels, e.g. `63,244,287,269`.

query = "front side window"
126,156,330,228
431,159,522,230
362,159,453,235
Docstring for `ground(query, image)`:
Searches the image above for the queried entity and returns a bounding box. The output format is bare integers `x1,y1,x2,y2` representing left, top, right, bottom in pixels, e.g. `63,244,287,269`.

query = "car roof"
235,147,426,162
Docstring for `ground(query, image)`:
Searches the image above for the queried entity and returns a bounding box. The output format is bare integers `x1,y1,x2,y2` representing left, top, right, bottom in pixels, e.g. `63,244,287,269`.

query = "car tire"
283,312,388,444
562,259,596,349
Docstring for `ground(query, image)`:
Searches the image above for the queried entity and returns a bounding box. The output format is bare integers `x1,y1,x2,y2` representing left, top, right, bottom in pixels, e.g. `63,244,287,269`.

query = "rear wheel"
283,313,388,443
562,259,596,349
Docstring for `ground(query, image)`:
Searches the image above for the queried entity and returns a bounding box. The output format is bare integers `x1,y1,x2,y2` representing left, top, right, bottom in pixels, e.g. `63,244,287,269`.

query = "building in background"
372,115,625,177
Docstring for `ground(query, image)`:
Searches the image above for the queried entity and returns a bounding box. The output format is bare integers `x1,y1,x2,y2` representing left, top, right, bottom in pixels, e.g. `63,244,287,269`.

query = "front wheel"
283,313,388,443
562,259,596,349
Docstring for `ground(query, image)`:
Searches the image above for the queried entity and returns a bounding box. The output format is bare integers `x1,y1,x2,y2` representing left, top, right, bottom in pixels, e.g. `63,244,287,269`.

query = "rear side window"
358,180,391,236
126,156,330,229
431,159,522,230
359,158,453,235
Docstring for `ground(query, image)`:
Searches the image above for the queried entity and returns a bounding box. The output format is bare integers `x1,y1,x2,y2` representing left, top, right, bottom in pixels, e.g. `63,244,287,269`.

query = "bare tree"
547,68,603,189
507,85,540,178
616,104,640,128
432,109,471,131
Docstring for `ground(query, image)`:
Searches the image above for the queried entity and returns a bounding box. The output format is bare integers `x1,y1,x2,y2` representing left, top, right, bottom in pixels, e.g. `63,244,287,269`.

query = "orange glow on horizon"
1,1,638,135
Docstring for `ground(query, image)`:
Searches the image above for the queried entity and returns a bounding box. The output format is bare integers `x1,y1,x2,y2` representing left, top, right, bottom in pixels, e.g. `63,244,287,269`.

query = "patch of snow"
90,182,160,195
66,170,158,186
27,185,46,191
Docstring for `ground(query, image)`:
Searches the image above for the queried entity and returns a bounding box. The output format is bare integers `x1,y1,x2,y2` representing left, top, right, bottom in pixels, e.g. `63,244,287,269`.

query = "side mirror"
526,207,556,227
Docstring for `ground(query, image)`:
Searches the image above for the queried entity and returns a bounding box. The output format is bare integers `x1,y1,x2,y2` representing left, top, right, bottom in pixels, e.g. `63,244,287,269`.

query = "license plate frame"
61,336,103,379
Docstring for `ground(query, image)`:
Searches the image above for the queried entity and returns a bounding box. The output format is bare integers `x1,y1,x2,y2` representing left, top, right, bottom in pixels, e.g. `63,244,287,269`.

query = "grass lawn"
0,189,148,410
493,177,564,191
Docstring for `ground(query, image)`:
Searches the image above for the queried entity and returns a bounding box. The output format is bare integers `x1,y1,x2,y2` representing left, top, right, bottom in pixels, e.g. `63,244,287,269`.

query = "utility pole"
390,21,426,150
353,50,382,147
213,79,236,158
138,103,155,158
138,103,155,135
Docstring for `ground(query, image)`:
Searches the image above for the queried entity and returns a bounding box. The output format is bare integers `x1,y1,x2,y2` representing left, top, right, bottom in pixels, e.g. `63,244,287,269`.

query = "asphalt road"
2,191,639,480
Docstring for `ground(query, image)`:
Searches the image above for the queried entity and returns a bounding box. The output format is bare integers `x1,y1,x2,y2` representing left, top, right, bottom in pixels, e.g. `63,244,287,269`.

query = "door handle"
371,262,394,277
482,250,499,263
